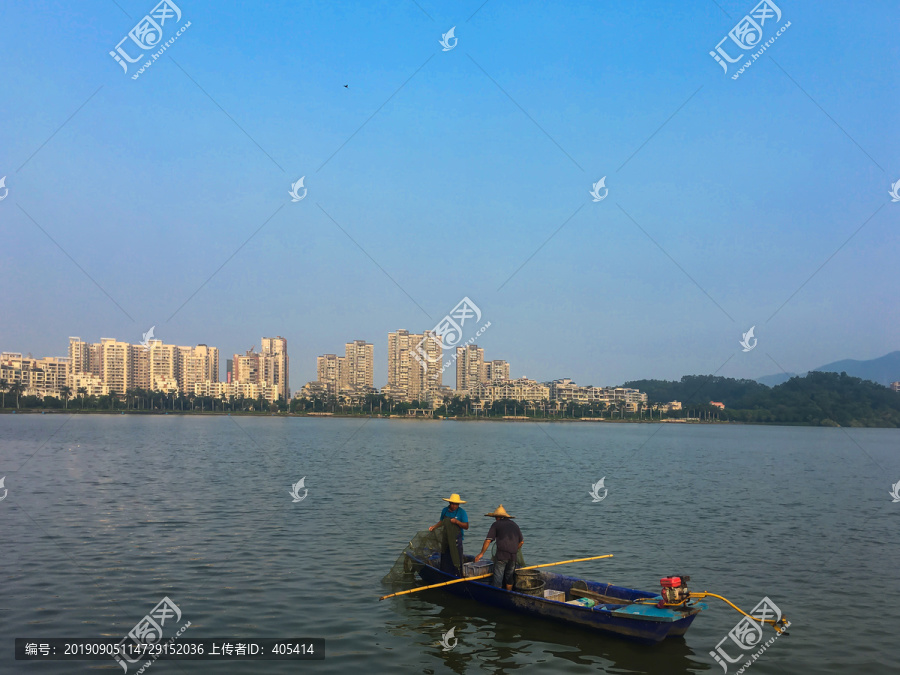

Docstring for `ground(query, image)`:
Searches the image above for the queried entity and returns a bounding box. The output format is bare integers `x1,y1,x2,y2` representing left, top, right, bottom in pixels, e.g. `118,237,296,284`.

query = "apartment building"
316,354,344,393
66,336,219,396
70,372,107,397
470,377,550,403
385,330,412,400
455,345,484,392
68,337,90,374
232,337,288,402
193,379,274,403
232,350,259,385
386,330,442,402
298,381,330,399
483,360,510,382
89,343,104,378
130,344,151,389
100,338,131,394
454,347,511,393
148,340,177,391
548,378,586,402
0,353,71,397
548,379,648,411
344,340,374,389
178,344,219,395
260,336,289,401
38,357,71,393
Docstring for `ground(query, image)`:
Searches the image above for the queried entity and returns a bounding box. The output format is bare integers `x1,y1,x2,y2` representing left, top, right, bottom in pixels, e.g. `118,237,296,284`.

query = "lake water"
2,415,898,674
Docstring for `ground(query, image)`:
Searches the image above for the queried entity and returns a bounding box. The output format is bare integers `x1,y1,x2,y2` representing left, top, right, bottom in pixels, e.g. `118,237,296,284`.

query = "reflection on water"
387,589,708,674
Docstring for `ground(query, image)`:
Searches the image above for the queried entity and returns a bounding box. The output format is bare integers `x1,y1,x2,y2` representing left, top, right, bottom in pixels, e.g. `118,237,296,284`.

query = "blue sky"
1,0,897,389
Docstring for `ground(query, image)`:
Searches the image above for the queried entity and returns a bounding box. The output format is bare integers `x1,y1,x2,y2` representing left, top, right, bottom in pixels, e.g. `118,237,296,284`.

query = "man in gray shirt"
473,505,523,590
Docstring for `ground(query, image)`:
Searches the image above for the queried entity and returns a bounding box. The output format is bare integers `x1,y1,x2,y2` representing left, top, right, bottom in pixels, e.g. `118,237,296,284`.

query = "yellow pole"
690,592,789,633
632,591,788,633
379,554,613,601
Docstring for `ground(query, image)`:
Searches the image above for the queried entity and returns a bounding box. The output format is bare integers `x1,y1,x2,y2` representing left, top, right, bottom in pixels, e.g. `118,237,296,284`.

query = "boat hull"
414,556,702,645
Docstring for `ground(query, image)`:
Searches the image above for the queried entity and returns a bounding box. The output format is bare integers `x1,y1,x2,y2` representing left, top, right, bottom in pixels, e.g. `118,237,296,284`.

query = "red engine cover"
660,576,683,588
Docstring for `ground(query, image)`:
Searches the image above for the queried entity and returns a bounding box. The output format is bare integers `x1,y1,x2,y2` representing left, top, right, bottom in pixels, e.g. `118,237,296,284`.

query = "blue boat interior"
420,552,668,611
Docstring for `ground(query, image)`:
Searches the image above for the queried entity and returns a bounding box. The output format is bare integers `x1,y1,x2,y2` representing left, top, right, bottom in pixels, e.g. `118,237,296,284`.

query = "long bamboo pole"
379,554,613,600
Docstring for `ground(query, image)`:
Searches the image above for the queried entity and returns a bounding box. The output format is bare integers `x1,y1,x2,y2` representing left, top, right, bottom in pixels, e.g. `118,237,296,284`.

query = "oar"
379,554,613,600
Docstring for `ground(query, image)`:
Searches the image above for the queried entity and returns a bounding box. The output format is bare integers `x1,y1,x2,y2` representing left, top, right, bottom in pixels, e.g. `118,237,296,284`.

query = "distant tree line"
622,375,769,407
288,393,649,419
0,382,288,413
4,372,898,427
625,372,900,427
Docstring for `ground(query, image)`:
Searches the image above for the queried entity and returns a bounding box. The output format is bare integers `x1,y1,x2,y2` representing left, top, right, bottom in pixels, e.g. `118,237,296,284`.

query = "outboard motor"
659,575,691,607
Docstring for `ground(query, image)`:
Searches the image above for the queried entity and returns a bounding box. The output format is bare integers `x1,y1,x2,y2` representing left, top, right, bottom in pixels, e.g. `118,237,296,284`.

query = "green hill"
729,371,900,427
625,372,900,427
622,375,769,407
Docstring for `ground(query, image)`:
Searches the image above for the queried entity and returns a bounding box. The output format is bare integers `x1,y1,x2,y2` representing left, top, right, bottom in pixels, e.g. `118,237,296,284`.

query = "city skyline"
4,325,899,396
1,326,641,398
1,334,290,403
2,330,653,412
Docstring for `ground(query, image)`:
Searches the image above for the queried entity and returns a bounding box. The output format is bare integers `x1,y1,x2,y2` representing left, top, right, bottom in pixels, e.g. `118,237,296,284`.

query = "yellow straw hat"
484,504,514,519
442,493,467,504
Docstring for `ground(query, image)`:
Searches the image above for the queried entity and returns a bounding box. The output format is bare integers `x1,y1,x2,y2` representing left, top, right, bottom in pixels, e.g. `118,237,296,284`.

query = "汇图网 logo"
740,326,757,352
440,27,457,52
289,177,307,202
413,297,491,374
589,477,607,502
710,596,790,673
439,626,457,651
114,596,189,673
109,0,191,80
889,180,900,202
589,177,608,202
140,326,155,350
709,0,789,80
889,480,900,503
289,477,308,503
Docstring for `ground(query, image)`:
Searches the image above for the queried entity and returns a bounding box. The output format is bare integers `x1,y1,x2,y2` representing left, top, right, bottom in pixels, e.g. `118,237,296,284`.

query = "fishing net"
381,520,526,586
381,519,461,585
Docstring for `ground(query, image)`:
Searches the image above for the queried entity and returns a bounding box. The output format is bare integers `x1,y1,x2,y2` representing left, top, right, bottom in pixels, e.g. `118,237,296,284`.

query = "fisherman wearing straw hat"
474,505,524,590
429,493,469,576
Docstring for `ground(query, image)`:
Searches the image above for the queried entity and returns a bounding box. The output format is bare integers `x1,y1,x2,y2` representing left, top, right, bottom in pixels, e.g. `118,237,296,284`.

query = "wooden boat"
411,553,706,644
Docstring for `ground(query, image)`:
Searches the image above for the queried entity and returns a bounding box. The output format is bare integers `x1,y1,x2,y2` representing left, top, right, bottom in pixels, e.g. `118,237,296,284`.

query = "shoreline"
0,408,712,423
0,409,869,427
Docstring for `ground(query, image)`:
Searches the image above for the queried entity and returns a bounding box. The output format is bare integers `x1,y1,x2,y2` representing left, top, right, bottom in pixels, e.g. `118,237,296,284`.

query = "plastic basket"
463,561,494,578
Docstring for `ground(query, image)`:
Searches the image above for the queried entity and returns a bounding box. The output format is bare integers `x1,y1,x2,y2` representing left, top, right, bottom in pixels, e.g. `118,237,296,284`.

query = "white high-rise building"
386,330,442,402
261,336,289,401
483,360,510,382
344,340,374,389
100,338,130,395
316,354,344,393
456,345,484,392
68,337,90,375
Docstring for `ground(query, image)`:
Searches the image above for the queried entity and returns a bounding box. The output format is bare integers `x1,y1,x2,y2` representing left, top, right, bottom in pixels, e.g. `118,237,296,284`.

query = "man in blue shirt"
428,492,469,576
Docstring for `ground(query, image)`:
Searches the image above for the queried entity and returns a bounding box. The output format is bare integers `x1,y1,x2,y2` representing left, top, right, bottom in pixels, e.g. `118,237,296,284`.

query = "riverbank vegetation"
625,372,900,427
2,372,897,427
